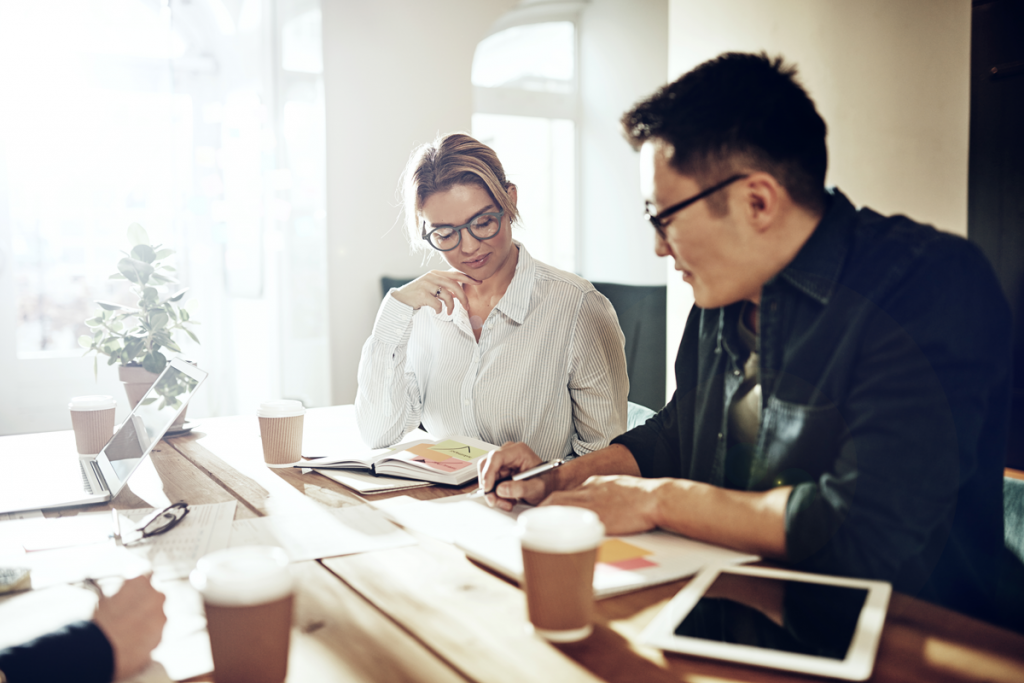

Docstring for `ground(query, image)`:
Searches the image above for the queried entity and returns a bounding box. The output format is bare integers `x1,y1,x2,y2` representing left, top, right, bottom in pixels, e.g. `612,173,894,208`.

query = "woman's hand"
391,270,481,315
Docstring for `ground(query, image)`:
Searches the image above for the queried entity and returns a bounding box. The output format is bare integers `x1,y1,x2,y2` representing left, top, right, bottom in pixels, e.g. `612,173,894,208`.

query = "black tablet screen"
673,573,868,660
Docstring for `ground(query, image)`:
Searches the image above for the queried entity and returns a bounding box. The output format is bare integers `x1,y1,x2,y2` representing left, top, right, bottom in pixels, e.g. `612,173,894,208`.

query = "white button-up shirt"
355,244,629,461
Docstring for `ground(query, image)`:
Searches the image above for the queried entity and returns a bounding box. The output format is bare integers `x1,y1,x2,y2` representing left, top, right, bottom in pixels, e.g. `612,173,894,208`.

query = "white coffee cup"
518,506,605,642
190,546,294,683
68,395,117,454
256,400,305,467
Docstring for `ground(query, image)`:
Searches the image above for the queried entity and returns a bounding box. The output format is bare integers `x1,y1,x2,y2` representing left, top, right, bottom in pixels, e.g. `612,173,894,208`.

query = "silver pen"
472,458,566,497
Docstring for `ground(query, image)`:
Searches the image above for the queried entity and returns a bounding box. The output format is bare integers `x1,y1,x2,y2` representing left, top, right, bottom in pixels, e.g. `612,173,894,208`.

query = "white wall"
577,0,668,285
321,0,515,404
664,0,971,400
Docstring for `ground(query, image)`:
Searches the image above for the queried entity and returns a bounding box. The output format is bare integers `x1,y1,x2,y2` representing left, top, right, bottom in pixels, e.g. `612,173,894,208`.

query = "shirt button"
733,369,741,377
717,433,724,440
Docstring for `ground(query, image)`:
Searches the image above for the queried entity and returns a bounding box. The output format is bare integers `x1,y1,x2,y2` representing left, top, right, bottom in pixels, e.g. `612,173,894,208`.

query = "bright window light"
472,21,574,93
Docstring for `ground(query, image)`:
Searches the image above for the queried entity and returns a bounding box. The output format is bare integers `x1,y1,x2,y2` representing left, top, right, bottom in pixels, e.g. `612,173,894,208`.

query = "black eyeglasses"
644,174,749,238
422,209,504,252
113,501,190,546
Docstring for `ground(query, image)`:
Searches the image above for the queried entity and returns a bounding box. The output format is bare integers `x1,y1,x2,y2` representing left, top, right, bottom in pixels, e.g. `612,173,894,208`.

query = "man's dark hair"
622,52,827,214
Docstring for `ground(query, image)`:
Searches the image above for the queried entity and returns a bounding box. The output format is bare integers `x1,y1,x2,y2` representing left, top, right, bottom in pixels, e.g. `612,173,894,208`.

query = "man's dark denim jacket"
614,188,1013,621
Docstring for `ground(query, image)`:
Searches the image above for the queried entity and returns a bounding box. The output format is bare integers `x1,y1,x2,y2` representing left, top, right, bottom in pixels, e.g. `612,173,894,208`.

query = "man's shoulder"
844,206,995,296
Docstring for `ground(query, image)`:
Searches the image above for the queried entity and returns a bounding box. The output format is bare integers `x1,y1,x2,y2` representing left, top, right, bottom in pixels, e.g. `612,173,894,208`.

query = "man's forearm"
551,444,641,491
653,480,792,559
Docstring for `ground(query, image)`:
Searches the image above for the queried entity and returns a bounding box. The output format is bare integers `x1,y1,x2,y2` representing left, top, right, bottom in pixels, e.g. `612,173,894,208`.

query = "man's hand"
543,475,662,535
477,442,548,511
92,574,166,681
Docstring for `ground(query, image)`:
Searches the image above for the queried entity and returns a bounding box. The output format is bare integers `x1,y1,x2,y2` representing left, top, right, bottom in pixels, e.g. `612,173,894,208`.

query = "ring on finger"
434,287,442,298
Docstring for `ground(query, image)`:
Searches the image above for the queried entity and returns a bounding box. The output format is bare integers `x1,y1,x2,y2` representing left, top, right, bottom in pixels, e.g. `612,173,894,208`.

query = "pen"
472,458,566,497
110,507,123,546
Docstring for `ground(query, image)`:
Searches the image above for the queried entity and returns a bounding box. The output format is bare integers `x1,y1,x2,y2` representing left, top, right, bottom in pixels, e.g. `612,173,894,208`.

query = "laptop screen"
101,361,205,484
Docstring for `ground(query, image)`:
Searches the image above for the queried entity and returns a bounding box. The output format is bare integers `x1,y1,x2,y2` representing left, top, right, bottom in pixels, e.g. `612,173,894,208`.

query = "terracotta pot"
118,363,190,429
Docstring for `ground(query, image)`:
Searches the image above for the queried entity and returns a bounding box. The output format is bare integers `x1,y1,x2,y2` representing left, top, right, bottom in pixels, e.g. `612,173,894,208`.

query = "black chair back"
592,282,667,412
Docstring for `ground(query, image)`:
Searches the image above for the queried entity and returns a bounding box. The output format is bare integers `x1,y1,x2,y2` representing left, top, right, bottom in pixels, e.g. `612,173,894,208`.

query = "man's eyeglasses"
422,209,504,252
644,174,749,238
112,501,189,546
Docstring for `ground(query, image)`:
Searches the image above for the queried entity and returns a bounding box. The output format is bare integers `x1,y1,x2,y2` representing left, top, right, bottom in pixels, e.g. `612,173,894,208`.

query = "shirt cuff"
371,293,415,346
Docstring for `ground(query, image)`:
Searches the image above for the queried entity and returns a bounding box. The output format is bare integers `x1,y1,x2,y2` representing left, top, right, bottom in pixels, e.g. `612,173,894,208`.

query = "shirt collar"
492,241,534,325
773,187,857,305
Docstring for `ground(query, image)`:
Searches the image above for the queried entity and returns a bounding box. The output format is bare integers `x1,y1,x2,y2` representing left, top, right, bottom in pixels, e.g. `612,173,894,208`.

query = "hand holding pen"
475,443,563,511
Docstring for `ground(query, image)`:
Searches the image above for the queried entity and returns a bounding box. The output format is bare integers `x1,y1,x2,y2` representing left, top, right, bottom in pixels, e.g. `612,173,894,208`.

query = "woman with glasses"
355,133,628,462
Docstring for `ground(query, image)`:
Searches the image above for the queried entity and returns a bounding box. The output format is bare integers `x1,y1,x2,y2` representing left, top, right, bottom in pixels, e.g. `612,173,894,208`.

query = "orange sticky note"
597,538,653,564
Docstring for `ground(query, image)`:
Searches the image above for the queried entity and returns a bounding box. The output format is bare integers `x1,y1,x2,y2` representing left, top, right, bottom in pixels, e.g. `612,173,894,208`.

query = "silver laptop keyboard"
79,459,96,494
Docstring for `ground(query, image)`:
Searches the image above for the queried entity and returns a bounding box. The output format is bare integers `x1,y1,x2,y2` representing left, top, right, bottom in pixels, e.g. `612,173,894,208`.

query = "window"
471,13,579,273
0,0,329,433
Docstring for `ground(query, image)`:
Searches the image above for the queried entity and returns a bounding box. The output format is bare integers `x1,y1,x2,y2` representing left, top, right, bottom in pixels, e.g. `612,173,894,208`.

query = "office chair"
592,282,667,412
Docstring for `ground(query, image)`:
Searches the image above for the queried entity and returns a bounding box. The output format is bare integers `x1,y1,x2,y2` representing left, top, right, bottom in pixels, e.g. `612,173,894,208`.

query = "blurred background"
2,0,1017,469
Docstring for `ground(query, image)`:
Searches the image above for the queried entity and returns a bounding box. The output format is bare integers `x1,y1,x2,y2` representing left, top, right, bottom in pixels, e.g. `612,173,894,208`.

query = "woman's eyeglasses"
422,209,504,252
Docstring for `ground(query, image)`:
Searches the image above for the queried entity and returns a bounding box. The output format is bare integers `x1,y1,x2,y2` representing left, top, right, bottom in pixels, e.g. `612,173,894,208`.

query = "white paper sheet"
228,504,415,561
118,501,236,580
375,493,760,599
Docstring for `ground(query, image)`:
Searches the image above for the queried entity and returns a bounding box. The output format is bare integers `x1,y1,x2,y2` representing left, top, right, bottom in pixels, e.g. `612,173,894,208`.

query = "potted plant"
78,223,200,426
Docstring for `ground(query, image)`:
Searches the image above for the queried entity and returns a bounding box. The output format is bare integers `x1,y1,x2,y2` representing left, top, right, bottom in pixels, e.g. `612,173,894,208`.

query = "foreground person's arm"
478,441,789,559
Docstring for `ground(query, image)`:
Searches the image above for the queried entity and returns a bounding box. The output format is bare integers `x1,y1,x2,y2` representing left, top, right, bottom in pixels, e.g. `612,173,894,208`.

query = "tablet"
640,565,891,681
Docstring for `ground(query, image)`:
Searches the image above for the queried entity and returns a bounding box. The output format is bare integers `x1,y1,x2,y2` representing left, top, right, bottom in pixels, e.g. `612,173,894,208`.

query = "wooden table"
3,406,1023,683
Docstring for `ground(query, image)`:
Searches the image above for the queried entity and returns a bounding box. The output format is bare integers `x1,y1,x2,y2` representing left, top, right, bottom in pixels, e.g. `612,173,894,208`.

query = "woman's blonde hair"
402,133,519,252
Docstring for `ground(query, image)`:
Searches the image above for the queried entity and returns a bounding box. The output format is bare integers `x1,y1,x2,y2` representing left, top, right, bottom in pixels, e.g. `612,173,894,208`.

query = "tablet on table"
641,565,891,681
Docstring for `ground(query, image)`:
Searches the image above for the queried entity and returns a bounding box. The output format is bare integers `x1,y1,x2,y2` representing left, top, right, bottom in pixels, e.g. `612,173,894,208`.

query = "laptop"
0,358,208,514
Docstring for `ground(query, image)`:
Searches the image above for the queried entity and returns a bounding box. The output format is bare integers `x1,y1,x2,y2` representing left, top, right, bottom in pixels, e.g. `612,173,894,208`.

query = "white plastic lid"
257,400,305,418
190,546,292,607
518,506,605,554
68,395,117,411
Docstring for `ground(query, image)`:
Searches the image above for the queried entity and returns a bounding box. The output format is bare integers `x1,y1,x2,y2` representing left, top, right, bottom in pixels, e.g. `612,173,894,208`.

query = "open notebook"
297,435,497,486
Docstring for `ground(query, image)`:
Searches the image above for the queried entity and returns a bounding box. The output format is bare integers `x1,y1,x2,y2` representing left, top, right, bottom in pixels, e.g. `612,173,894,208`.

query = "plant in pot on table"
78,223,200,430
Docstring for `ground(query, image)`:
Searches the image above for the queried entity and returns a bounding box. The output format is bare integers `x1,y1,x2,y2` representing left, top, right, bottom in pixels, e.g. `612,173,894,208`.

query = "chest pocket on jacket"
750,396,843,491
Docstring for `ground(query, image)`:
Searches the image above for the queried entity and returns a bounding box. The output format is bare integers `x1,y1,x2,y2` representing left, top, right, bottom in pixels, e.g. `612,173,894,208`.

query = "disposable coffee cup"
257,400,304,467
68,395,117,454
518,506,605,642
190,546,294,683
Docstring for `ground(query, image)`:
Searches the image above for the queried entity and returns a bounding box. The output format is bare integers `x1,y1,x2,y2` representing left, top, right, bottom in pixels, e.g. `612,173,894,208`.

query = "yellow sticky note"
597,538,653,564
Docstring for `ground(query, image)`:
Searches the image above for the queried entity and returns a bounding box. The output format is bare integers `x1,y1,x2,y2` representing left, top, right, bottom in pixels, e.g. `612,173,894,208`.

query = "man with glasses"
480,52,1019,630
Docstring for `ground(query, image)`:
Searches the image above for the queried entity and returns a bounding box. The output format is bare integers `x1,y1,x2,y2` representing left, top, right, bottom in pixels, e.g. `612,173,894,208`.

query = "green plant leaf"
166,306,178,321
131,244,157,263
142,351,167,374
150,311,169,329
109,354,120,365
127,223,150,247
109,273,127,280
140,397,158,406
162,339,181,352
148,272,173,285
180,308,190,322
117,258,154,285
85,317,103,328
154,249,174,260
142,287,158,305
185,328,200,344
110,321,124,332
97,300,135,312
78,335,93,348
166,288,188,303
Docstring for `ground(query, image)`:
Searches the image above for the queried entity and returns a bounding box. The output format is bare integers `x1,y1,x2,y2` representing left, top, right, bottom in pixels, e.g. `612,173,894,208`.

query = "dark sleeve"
0,620,114,683
785,238,1012,591
612,305,702,478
